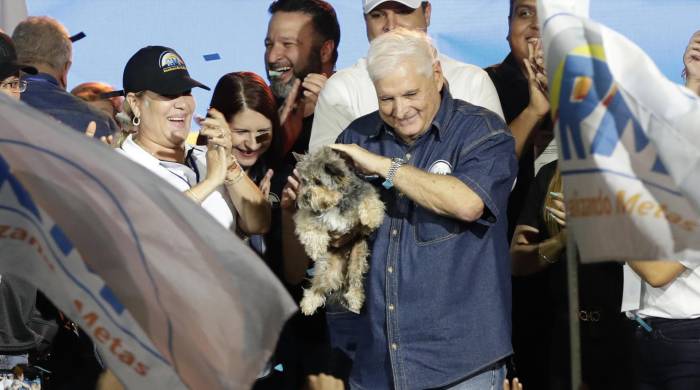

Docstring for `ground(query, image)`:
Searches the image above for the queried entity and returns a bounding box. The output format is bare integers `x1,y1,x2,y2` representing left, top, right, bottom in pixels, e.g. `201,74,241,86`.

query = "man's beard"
269,47,323,100
270,74,296,100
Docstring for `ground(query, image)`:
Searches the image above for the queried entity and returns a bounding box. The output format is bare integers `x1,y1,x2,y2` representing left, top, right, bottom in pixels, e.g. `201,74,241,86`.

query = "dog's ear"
324,160,346,179
292,152,305,162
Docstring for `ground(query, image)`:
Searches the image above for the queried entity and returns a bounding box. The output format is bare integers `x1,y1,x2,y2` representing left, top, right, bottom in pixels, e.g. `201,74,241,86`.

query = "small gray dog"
294,147,385,315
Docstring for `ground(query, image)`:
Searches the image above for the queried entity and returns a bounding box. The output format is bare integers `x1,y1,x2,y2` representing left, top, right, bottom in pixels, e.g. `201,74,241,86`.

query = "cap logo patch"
159,51,186,73
428,160,452,175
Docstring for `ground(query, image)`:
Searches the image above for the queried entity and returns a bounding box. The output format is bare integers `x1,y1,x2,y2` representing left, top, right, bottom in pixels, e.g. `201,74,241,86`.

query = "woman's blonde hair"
121,92,145,122
114,92,145,146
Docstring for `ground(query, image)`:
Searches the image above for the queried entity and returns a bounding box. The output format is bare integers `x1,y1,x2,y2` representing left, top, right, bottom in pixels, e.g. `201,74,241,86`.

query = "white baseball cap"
363,0,423,14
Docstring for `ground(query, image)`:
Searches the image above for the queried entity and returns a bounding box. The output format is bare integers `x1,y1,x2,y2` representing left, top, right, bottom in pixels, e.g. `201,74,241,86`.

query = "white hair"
367,28,438,82
12,16,71,70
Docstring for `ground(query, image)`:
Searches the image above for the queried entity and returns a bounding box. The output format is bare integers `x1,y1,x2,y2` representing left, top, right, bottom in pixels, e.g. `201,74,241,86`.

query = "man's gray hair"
12,16,71,70
367,28,438,82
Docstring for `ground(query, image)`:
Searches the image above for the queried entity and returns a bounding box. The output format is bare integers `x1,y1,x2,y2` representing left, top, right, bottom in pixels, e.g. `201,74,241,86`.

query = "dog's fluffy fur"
294,147,385,315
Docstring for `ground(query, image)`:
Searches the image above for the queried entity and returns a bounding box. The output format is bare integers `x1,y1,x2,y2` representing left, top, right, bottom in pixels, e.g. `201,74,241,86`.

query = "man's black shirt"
485,53,553,239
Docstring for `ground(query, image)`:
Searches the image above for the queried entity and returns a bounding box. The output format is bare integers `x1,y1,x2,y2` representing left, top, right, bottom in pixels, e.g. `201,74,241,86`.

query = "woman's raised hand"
200,108,233,184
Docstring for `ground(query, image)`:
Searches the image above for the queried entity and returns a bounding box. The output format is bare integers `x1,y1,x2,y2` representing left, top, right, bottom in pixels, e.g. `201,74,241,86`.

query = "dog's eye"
314,178,322,185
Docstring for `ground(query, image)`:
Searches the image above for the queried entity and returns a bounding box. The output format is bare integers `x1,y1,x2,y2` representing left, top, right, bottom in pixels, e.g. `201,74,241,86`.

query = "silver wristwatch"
382,157,405,189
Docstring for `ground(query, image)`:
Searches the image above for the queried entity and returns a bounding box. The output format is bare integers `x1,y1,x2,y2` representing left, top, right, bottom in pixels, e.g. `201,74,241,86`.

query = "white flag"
538,0,700,263
0,94,296,389
0,0,28,33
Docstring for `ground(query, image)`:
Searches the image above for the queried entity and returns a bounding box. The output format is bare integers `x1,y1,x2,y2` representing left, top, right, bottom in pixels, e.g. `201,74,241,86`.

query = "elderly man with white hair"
328,28,517,390
309,0,504,152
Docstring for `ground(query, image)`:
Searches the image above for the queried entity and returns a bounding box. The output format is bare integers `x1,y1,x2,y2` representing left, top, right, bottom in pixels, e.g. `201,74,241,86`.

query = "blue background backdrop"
27,0,700,118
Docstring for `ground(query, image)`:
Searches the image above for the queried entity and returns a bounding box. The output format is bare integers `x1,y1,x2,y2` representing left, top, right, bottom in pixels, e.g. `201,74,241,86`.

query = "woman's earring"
132,115,141,127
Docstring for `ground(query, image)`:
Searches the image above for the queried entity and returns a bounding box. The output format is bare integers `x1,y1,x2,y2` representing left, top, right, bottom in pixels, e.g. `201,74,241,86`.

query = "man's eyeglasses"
0,80,28,93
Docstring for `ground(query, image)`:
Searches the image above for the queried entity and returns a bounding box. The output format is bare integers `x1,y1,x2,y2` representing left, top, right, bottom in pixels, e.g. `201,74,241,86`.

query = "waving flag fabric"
0,94,296,389
538,0,700,263
0,0,27,32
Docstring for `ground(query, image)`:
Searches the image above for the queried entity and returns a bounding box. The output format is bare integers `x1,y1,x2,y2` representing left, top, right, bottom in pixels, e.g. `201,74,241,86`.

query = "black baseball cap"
0,32,37,79
121,45,209,95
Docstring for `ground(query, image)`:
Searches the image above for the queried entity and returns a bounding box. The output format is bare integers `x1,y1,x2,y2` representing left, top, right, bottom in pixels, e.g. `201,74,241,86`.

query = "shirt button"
405,153,411,160
391,343,398,351
387,266,394,273
388,304,395,311
391,229,398,237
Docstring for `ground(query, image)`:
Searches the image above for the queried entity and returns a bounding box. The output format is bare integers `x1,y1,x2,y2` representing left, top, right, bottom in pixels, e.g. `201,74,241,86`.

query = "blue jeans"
325,303,359,360
443,362,506,390
635,317,700,390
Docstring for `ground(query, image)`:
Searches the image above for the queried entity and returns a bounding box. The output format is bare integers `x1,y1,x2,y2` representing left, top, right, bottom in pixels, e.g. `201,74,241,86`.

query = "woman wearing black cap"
117,46,271,234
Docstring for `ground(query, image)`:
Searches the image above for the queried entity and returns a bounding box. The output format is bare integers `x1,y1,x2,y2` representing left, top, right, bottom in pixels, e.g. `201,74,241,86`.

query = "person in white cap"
307,0,505,152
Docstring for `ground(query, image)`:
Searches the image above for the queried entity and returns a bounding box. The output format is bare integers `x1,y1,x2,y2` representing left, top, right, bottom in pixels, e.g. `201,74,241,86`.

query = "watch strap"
382,158,405,189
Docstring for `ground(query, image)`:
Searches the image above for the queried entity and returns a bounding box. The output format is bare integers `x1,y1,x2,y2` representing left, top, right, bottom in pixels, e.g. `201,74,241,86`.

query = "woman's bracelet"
538,242,560,264
224,163,246,186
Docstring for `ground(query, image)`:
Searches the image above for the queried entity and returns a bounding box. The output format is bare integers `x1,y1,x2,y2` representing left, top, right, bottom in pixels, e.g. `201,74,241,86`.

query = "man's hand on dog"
329,143,391,177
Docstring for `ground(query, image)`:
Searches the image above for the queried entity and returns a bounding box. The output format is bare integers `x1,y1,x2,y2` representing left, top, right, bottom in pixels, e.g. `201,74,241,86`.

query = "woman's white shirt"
623,261,700,319
117,135,235,229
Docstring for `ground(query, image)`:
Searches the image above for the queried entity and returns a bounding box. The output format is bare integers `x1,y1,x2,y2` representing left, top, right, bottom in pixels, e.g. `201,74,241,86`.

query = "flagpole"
566,230,582,390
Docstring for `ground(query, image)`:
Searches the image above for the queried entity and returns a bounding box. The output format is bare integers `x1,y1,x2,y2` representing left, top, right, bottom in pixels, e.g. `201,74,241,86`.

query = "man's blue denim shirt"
21,73,118,138
335,86,517,389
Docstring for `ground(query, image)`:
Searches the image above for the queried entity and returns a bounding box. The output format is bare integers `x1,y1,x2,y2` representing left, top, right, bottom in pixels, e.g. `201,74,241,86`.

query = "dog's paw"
359,197,385,230
300,290,326,316
344,290,364,314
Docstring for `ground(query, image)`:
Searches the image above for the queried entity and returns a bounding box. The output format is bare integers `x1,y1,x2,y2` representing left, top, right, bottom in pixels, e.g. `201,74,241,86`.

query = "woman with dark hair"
204,71,284,239
209,72,344,390
209,71,283,189
210,72,289,386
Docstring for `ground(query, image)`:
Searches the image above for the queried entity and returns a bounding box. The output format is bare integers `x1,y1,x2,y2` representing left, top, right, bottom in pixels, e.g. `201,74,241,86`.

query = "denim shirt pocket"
412,205,464,246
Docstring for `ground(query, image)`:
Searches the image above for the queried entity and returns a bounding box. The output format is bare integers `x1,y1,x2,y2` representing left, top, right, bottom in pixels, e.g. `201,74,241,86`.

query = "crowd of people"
0,0,699,389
